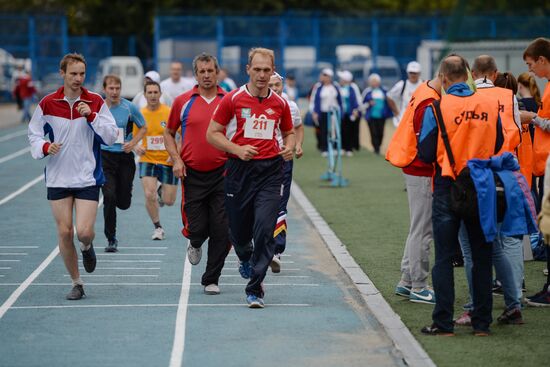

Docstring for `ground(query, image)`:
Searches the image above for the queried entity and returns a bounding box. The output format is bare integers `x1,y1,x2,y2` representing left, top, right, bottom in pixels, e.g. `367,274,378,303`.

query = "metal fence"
0,14,112,98
154,14,550,94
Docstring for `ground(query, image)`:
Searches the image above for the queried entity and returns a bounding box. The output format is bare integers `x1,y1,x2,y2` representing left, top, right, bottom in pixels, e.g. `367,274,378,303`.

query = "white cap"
321,68,334,78
406,61,421,73
144,71,160,83
337,70,353,82
272,72,284,80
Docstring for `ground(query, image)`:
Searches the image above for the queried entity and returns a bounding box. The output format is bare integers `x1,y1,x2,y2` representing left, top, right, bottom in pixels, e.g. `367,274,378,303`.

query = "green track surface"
293,124,550,367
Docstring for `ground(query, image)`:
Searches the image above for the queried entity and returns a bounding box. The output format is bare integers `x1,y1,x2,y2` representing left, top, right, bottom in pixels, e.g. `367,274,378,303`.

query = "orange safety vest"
476,86,521,152
533,85,550,176
517,124,533,187
385,81,440,167
434,93,500,179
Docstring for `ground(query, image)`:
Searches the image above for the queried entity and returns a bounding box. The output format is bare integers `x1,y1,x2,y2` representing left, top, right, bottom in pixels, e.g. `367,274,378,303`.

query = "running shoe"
395,284,412,298
497,307,524,324
157,185,164,207
81,243,97,273
492,279,503,296
187,242,202,265
544,268,548,276
270,254,281,273
66,285,85,300
420,324,454,336
246,294,265,308
473,329,491,337
104,238,118,253
239,260,252,279
527,291,550,307
526,283,549,301
152,227,165,240
454,311,472,326
204,284,220,295
409,288,436,305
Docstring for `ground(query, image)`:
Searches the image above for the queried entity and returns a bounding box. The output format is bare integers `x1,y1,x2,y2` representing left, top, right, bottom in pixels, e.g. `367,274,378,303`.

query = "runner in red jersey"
164,53,230,296
207,47,295,308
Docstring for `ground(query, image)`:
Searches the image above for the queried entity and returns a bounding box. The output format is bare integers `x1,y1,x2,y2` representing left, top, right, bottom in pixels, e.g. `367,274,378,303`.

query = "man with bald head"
417,54,504,336
469,55,525,325
160,61,195,100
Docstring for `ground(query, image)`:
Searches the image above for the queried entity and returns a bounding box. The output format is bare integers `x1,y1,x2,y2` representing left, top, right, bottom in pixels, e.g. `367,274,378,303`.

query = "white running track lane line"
0,174,44,206
63,274,159,277
0,247,59,320
78,259,162,263
0,282,320,287
221,274,311,278
0,260,20,262
169,256,192,367
78,267,161,270
9,303,311,310
0,246,39,249
115,247,168,250
0,267,11,270
224,260,295,264
0,253,28,256
0,129,27,143
0,146,31,164
95,253,165,256
0,196,103,320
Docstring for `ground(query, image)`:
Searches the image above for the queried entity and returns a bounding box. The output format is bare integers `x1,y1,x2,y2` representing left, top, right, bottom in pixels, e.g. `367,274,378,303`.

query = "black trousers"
101,150,136,241
181,165,230,286
341,114,360,152
367,118,386,154
224,157,283,297
319,112,329,152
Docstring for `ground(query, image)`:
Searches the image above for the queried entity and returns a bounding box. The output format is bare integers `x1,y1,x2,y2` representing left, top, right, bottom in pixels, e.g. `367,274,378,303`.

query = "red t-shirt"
167,86,227,172
212,85,293,159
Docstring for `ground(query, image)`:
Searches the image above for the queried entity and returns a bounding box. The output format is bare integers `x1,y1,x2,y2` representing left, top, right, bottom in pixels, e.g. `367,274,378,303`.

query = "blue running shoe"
410,288,436,305
246,294,265,308
395,284,412,298
239,260,252,279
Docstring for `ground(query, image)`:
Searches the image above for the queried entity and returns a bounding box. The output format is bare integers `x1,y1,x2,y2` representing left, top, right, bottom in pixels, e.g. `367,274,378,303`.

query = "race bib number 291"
244,117,275,140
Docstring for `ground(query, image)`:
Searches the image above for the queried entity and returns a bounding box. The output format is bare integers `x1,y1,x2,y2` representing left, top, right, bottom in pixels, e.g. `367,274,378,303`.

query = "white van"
94,56,144,99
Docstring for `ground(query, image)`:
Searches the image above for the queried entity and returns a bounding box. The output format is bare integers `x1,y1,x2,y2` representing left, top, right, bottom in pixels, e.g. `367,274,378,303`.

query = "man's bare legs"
50,197,79,281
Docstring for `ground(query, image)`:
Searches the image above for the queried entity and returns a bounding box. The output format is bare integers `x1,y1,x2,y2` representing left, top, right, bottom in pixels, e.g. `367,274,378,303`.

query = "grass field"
293,124,550,367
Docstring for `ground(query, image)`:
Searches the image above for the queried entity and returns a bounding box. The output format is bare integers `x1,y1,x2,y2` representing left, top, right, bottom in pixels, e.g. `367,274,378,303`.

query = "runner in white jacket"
28,53,118,301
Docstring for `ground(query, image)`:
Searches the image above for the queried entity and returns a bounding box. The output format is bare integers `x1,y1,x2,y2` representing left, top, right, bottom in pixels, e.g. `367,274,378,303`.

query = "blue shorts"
139,162,179,185
47,186,100,201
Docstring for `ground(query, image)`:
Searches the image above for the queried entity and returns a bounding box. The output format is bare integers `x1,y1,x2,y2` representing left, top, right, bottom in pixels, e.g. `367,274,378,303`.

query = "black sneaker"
420,324,454,336
105,238,118,253
66,285,85,300
81,243,97,273
526,283,549,301
497,307,524,324
492,280,503,296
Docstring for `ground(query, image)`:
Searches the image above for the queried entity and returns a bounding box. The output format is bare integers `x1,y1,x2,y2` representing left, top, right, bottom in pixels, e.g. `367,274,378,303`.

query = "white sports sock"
80,242,91,251
72,277,84,287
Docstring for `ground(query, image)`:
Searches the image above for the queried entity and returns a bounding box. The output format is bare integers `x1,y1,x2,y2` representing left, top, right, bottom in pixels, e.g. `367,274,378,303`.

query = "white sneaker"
346,151,354,157
321,151,328,158
152,227,165,240
270,254,281,273
204,284,220,295
187,242,202,265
